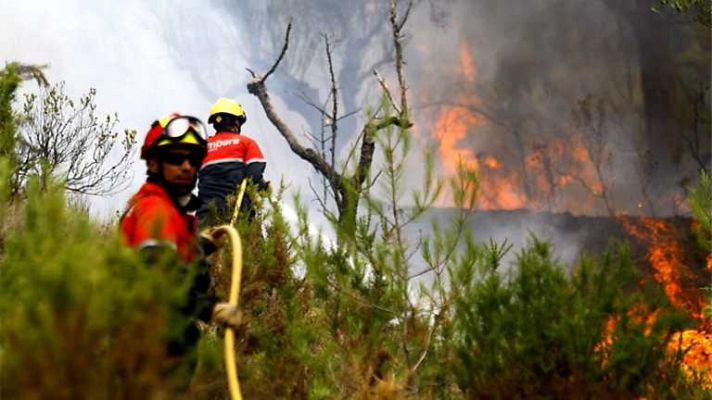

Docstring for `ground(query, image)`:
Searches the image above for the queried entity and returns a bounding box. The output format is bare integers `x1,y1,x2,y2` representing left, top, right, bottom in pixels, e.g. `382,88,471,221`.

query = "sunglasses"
160,151,204,168
161,116,208,143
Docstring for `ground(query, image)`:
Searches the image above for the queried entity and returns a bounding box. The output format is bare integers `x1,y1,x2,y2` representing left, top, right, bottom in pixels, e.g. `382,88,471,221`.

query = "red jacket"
202,131,265,168
120,182,199,263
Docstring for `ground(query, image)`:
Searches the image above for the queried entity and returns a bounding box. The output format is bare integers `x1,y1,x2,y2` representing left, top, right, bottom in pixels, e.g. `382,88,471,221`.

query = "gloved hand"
199,233,218,256
212,303,243,330
258,180,271,193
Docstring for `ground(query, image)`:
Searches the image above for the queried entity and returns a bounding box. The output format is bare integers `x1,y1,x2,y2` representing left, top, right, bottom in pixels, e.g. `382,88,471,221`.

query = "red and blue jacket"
197,131,266,222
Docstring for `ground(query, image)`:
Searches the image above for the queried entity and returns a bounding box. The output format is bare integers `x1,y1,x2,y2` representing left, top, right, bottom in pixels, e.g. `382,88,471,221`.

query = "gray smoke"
153,0,709,218
1,1,707,259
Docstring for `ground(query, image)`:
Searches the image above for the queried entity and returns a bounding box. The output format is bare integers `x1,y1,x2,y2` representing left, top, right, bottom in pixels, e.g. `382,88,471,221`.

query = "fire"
598,311,711,388
619,217,705,315
596,307,660,361
434,106,481,177
433,101,530,209
431,39,618,213
618,216,711,387
426,39,712,388
433,110,609,211
572,146,589,162
483,156,501,169
459,43,476,82
669,330,712,387
477,170,527,210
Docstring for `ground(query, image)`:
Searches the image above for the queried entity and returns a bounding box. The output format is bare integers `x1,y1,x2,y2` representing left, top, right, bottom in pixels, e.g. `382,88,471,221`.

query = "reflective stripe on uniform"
137,238,178,251
200,157,245,170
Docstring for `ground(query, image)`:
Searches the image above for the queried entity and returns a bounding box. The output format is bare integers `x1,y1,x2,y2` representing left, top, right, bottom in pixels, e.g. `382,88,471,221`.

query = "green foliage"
0,166,194,398
655,0,712,26
1,80,707,398
0,64,21,174
0,62,49,198
687,170,712,320
687,170,712,253
3,170,703,398
449,238,697,398
186,97,709,398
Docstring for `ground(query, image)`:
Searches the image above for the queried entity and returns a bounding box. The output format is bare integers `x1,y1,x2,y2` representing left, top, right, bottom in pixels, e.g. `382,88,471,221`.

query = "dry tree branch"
373,69,401,114
336,109,361,122
297,91,329,118
410,311,441,375
323,33,339,169
326,279,398,315
246,21,344,206
247,18,293,82
246,16,409,222
308,177,332,217
390,0,412,114
397,0,414,32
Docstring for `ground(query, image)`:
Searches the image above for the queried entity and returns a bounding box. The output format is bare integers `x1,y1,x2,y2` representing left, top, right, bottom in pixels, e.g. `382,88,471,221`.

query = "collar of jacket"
133,180,201,213
214,130,241,136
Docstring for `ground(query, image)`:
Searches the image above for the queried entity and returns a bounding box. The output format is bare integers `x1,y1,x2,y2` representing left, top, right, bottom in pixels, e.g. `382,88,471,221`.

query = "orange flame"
619,217,705,316
435,106,480,177
459,43,476,82
484,156,502,170
669,330,712,387
428,39,711,386
433,111,611,211
618,216,711,387
432,39,618,213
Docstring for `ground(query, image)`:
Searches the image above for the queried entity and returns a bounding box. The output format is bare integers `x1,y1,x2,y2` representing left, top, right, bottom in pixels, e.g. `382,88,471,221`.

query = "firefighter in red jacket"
120,113,240,365
197,98,268,225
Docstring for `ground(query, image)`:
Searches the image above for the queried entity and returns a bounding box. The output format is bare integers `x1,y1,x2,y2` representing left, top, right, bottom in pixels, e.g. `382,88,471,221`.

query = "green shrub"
448,237,700,398
0,171,191,399
2,98,708,398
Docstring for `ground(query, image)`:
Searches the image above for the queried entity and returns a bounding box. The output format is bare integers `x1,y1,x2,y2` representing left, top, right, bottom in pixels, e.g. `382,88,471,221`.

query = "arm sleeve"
244,139,267,187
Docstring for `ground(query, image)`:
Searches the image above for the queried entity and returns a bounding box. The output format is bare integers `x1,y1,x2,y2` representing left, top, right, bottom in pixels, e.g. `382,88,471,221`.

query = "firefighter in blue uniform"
197,98,268,225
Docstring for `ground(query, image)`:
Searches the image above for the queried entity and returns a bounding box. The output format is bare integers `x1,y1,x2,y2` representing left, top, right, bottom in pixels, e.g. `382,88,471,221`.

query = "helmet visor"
164,116,208,143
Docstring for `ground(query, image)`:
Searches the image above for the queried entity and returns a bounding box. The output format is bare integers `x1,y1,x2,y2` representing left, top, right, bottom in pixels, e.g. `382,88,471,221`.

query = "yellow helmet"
208,97,246,125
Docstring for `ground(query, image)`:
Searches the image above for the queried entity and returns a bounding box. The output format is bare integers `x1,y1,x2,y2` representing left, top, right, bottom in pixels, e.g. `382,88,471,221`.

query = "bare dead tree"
682,84,711,175
572,95,616,216
530,142,559,211
325,34,339,170
246,10,411,235
15,82,137,196
299,34,364,217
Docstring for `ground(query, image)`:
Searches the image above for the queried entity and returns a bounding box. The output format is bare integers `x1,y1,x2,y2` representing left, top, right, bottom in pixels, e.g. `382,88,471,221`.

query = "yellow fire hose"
202,179,248,400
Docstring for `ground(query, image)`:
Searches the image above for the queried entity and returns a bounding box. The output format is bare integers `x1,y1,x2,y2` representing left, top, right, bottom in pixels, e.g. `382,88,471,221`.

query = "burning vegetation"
619,216,711,387
426,43,618,215
1,0,710,398
421,28,711,392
